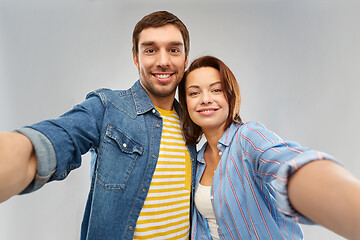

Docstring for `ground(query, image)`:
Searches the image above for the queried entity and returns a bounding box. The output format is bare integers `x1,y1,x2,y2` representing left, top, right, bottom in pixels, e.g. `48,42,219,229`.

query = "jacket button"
152,154,156,158
123,143,127,148
129,226,133,231
152,109,156,113
156,124,160,128
142,188,146,193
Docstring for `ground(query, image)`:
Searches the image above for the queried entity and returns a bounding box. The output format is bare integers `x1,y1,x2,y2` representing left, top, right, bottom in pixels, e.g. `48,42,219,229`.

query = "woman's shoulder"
236,121,267,133
226,121,266,143
235,121,280,143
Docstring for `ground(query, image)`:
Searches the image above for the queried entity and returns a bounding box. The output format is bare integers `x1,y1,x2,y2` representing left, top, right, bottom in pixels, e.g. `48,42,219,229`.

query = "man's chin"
151,85,178,98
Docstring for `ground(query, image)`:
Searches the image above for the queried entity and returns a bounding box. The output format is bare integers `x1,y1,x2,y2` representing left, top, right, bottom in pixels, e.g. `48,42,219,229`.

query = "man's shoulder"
84,86,134,112
86,80,144,101
86,86,132,100
89,86,131,96
83,81,153,117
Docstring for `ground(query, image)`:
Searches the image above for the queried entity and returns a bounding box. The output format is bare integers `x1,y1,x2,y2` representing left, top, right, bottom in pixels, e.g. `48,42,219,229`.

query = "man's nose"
157,50,170,68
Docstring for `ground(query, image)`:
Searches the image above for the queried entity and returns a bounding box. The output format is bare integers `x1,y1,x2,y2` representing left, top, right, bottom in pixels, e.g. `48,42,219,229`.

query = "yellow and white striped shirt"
133,107,191,240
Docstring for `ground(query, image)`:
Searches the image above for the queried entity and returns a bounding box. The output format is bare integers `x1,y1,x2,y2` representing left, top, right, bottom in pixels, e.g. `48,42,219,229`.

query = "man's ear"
185,56,189,68
133,53,139,69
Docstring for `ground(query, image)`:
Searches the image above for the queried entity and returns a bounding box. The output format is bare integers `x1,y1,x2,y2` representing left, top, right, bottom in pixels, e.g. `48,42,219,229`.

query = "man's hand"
0,132,37,203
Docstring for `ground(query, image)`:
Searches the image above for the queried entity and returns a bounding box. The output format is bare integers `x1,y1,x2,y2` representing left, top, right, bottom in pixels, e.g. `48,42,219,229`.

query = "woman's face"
185,67,229,132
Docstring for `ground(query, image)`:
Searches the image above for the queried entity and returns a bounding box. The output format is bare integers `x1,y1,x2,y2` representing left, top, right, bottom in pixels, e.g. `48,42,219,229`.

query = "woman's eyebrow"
186,81,221,90
186,85,200,90
210,81,221,87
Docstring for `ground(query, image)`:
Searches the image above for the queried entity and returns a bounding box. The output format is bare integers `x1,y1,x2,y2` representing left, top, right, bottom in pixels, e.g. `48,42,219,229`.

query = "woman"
178,56,360,239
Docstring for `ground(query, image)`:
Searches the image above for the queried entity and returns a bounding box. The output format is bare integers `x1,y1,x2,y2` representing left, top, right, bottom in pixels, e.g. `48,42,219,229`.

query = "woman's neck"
203,127,225,156
199,127,225,186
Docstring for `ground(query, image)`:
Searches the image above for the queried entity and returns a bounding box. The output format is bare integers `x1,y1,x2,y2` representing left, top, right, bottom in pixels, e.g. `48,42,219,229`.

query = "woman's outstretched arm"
288,160,360,240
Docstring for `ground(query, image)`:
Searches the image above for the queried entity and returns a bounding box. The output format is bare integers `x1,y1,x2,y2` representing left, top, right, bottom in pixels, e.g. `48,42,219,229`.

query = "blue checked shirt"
191,122,336,240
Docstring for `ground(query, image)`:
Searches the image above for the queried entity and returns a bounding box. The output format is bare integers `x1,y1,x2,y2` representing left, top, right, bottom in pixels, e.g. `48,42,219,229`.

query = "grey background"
1,0,359,239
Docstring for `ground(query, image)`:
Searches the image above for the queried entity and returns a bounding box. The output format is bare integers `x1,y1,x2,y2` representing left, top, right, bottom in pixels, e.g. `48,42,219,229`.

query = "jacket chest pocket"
96,125,144,190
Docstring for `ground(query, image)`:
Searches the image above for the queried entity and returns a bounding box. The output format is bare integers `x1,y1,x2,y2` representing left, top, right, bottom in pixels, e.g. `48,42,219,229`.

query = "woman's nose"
201,92,213,104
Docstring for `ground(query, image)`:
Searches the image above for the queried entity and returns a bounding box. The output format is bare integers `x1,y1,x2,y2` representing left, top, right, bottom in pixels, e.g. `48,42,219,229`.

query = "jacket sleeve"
239,121,338,223
17,93,106,192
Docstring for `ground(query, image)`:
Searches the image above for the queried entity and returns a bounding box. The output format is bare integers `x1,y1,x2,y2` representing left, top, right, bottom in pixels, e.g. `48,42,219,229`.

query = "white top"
195,184,220,240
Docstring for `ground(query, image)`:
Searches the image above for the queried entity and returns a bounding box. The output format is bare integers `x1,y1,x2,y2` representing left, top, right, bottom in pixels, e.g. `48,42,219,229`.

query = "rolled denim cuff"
271,151,340,224
16,127,56,194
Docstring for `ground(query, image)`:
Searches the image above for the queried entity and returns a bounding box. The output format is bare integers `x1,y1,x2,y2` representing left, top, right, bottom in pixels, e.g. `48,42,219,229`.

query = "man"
0,11,196,240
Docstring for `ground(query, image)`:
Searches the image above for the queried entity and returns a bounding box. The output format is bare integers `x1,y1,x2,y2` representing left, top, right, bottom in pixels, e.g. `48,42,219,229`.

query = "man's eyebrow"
140,41,184,47
140,41,156,47
168,41,184,46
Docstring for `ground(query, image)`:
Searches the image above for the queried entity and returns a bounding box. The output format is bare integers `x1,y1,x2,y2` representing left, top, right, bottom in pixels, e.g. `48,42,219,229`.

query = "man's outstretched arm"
0,132,37,203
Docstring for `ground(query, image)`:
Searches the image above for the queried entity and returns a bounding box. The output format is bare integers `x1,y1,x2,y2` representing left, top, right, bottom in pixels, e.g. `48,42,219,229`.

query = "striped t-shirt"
133,107,191,240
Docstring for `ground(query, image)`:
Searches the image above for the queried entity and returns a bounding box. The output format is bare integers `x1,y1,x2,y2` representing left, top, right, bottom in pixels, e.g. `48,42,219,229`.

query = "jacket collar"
131,80,155,115
130,80,178,116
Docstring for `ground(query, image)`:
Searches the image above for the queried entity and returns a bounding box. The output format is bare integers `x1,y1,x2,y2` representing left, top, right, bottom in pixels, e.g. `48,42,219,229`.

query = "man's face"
133,24,188,104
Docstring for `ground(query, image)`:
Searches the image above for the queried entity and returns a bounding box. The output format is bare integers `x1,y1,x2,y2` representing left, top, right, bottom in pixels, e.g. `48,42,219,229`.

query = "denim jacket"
18,80,197,240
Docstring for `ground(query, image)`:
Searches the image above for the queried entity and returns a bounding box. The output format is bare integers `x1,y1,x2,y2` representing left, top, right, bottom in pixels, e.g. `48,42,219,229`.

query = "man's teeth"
155,74,171,79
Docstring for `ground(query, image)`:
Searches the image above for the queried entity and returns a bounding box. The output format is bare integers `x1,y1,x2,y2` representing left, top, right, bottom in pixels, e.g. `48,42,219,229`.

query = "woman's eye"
213,88,222,93
188,92,199,96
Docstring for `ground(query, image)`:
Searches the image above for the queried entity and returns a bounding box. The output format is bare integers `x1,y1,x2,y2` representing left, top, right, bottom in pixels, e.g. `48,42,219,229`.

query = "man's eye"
170,48,180,53
145,49,155,53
